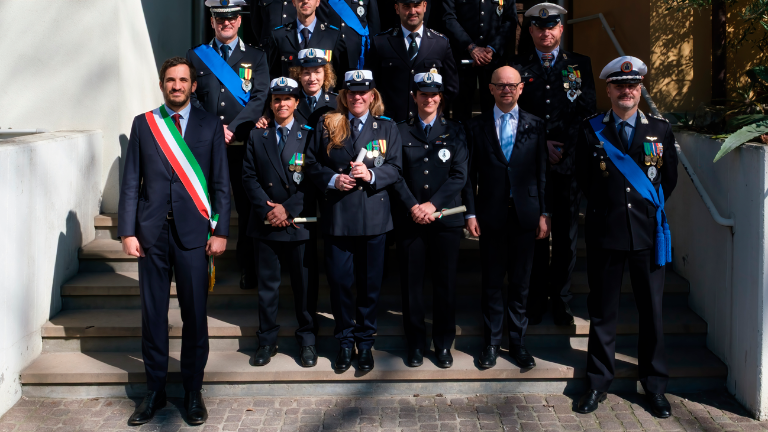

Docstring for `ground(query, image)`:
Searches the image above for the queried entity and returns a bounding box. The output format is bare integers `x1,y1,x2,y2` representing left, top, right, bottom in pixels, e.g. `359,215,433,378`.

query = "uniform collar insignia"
393,28,398,36
639,110,649,124
441,117,446,125
298,131,302,139
263,130,269,137
563,53,568,60
528,54,533,61
239,39,246,51
602,111,612,124
325,94,329,101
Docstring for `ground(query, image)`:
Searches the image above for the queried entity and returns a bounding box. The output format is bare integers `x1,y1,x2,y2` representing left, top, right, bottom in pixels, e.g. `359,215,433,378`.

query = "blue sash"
589,116,671,266
328,0,369,69
193,44,250,107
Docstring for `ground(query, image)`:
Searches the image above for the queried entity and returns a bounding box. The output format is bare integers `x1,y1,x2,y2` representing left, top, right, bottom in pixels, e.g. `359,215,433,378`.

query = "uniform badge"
562,66,582,102
497,0,503,16
539,7,549,18
647,166,657,181
320,23,326,30
430,68,438,74
240,65,253,92
621,61,634,73
294,172,304,184
263,131,269,137
374,155,385,167
357,5,365,16
438,148,451,162
567,90,577,102
353,70,364,81
297,131,302,139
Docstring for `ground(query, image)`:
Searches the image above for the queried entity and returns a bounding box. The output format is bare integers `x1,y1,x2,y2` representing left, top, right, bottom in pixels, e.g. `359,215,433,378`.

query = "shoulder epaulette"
650,114,669,122
274,25,284,30
302,124,314,130
376,28,394,36
329,24,339,30
585,112,602,120
396,120,407,125
329,91,338,95
376,115,393,121
427,28,447,40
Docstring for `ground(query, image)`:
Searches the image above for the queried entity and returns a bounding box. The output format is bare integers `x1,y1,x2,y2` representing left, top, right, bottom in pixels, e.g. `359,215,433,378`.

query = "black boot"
184,390,208,425
128,390,166,426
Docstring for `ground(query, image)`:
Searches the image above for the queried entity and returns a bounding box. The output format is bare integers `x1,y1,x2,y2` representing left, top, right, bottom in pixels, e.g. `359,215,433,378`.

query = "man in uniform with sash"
324,0,380,71
187,0,269,291
574,56,678,418
119,57,230,426
509,3,596,327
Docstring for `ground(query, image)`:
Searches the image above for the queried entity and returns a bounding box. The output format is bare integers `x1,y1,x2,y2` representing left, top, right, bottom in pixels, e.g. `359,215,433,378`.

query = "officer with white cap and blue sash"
574,56,678,417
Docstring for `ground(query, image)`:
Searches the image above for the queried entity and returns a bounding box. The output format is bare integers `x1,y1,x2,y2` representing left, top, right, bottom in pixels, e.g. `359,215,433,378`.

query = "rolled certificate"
431,205,467,218
461,59,474,65
354,147,367,163
264,217,318,225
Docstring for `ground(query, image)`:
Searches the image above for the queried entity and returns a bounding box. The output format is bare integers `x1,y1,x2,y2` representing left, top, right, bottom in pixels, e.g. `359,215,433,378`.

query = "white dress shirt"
164,103,192,138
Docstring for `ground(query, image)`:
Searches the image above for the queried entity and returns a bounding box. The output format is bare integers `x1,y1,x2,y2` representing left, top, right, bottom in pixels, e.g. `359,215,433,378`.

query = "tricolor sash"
589,116,671,266
328,0,369,69
145,105,220,288
193,44,250,107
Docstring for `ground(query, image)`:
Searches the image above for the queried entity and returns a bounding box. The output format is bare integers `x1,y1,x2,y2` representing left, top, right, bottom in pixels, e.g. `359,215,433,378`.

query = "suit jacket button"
338,168,343,172
507,167,511,171
424,185,429,189
411,70,415,74
480,23,484,26
283,14,286,17
358,186,363,190
221,102,226,106
546,85,550,90
285,184,290,189
424,170,429,175
220,116,225,120
424,157,428,162
545,100,550,104
628,203,632,208
481,11,484,14
479,35,484,39
268,183,273,187
221,88,225,93
545,115,550,119
424,145,428,149
626,187,631,192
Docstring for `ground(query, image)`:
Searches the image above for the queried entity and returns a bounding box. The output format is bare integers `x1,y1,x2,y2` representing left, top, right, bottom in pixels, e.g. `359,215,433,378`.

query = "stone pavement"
1,391,766,432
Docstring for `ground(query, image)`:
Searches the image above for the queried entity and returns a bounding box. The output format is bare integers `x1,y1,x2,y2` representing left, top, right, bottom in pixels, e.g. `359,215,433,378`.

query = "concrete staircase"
20,212,727,398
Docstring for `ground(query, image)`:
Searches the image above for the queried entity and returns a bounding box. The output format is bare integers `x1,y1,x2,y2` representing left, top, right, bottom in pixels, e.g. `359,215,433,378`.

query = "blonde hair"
289,63,337,93
323,88,385,154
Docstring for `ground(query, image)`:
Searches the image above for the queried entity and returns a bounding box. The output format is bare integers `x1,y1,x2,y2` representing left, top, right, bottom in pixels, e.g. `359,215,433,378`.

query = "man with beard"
119,57,230,426
574,56,678,418
187,0,269,291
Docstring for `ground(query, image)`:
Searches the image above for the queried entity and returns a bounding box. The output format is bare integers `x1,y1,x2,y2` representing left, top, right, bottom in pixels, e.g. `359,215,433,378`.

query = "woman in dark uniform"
392,72,469,368
305,70,402,372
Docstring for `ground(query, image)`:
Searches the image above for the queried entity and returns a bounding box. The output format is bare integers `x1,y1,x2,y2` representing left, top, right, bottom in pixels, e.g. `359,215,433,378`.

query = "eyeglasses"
215,17,239,24
490,82,522,91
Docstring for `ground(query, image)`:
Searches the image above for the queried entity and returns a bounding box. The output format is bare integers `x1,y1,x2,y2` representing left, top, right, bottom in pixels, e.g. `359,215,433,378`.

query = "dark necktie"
278,126,288,155
618,121,630,149
424,124,432,138
308,95,317,111
300,28,311,49
541,53,554,70
220,44,231,61
172,114,182,135
350,118,362,143
407,33,419,62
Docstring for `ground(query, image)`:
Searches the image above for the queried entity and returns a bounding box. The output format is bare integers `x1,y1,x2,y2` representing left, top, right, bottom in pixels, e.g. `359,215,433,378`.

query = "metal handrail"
0,129,48,135
568,13,735,232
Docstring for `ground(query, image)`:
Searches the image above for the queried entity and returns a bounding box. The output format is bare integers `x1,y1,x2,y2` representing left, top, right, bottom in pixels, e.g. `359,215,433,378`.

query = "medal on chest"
562,66,582,102
240,65,253,92
643,140,663,168
365,140,387,167
438,148,451,162
357,5,365,16
289,153,305,183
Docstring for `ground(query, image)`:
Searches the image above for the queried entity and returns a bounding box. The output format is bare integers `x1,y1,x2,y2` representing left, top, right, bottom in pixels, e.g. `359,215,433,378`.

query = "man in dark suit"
367,0,459,122
443,0,517,122
242,77,319,368
251,0,297,46
119,57,230,426
574,57,678,418
188,0,269,291
266,0,347,80
464,66,549,370
509,3,597,326
323,0,380,71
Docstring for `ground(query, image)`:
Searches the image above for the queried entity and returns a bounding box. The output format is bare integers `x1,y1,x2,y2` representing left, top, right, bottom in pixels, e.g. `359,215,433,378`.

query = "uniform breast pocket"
402,145,427,166
187,139,211,149
260,0,274,6
381,59,398,68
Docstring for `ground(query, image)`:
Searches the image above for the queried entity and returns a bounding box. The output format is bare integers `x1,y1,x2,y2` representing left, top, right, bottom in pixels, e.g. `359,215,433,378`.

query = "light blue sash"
193,44,250,107
328,0,369,69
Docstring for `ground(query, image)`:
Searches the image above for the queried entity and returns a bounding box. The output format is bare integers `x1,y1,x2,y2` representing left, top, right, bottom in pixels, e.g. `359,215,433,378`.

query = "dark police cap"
525,3,567,28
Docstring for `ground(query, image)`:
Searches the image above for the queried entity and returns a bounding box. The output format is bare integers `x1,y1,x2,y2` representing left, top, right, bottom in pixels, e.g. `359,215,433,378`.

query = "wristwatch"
468,43,478,53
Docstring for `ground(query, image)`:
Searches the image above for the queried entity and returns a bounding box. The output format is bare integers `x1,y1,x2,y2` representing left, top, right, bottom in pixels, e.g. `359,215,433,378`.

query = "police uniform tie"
500,113,514,161
220,44,231,62
424,124,432,138
278,126,288,155
350,118,362,143
541,53,554,73
618,120,630,149
308,95,317,111
300,28,311,49
408,33,420,62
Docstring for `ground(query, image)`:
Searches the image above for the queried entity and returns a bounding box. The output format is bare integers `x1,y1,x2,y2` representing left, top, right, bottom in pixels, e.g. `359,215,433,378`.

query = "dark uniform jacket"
367,27,459,122
393,116,469,229
323,0,380,71
575,110,678,251
251,0,297,46
242,121,316,241
443,0,517,62
118,106,231,249
186,39,270,143
511,49,597,175
297,91,338,129
305,113,403,236
464,108,548,232
266,21,346,80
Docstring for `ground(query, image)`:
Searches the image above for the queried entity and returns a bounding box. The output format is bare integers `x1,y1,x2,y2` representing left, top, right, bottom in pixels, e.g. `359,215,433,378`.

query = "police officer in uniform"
187,0,270,291
574,57,678,418
443,0,517,122
323,0,380,71
251,0,297,46
510,3,596,326
242,77,319,368
392,72,468,368
367,0,459,122
266,0,347,81
305,70,403,372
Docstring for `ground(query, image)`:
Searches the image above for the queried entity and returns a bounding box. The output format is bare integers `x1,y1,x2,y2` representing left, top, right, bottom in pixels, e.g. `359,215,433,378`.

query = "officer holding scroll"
187,0,269,291
392,72,468,369
574,56,678,418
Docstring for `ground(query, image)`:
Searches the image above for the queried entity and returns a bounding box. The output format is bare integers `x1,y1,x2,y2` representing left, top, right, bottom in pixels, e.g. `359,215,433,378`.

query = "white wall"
0,0,168,213
667,132,768,420
0,131,102,416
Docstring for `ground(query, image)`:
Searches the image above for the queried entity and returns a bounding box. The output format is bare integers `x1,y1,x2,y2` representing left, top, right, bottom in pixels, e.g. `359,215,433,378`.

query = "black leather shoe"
240,269,256,290
334,347,354,371
300,345,318,367
358,348,375,371
128,390,166,426
184,390,208,425
252,345,277,366
646,393,672,418
478,345,500,369
435,349,453,368
576,389,607,414
509,345,536,369
553,302,575,326
407,348,424,367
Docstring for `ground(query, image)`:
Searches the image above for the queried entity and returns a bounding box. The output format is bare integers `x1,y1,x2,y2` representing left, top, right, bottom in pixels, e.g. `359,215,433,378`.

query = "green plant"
713,120,768,161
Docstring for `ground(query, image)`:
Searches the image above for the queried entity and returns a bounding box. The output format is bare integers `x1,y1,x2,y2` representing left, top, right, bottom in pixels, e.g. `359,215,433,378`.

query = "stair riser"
21,377,725,400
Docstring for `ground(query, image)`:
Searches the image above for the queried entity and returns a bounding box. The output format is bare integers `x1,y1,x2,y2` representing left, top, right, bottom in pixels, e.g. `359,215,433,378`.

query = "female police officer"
392,72,468,368
305,70,402,372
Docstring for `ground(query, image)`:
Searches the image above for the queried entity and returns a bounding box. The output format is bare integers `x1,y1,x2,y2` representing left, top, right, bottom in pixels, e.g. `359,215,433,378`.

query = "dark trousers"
254,238,318,347
529,172,581,315
228,145,256,279
325,234,387,350
479,202,537,347
138,220,209,392
453,64,496,123
397,225,462,351
585,246,669,394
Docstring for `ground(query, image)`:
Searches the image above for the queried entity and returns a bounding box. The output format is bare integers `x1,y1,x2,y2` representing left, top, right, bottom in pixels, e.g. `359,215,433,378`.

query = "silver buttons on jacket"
627,204,632,208
626,188,631,193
